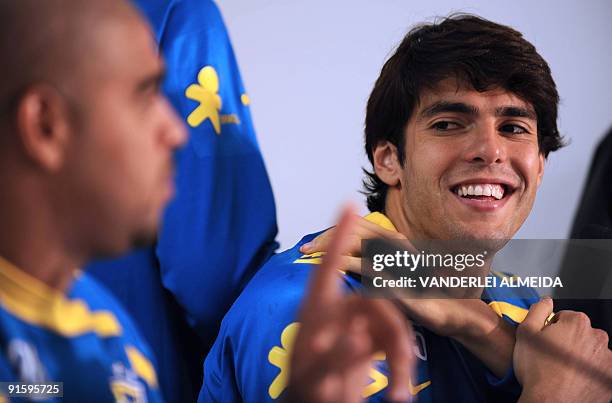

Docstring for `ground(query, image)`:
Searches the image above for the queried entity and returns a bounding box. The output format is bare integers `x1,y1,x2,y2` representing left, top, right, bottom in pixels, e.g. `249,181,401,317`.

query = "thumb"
520,297,554,333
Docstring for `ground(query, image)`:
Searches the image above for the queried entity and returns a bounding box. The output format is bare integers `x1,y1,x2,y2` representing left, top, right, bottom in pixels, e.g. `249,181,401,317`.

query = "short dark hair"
363,14,564,212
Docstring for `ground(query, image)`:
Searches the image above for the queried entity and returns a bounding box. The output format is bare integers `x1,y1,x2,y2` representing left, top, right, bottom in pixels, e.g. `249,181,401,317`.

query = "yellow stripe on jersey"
488,301,529,323
293,212,397,265
299,252,325,258
0,256,122,337
126,346,158,388
293,257,323,264
363,212,397,232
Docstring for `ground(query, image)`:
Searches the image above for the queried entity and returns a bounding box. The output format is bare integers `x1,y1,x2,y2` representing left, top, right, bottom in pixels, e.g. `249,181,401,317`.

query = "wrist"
446,302,515,379
452,302,501,343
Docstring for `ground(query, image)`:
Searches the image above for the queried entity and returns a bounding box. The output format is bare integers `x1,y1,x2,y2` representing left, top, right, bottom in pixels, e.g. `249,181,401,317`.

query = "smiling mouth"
450,183,515,202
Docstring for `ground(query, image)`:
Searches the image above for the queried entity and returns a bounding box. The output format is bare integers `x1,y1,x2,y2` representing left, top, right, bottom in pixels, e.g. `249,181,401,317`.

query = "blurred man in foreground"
0,0,185,400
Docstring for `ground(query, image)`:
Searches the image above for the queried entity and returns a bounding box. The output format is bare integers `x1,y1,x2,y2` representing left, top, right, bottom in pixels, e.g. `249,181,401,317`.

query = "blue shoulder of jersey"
0,261,162,403
200,233,323,402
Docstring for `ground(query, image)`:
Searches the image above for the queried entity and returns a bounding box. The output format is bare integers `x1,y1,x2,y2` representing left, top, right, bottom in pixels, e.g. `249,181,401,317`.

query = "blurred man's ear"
15,84,73,171
372,141,402,187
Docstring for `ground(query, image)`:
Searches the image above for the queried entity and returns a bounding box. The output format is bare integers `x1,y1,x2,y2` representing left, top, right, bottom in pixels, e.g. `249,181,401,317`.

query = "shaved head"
0,0,185,260
0,0,142,128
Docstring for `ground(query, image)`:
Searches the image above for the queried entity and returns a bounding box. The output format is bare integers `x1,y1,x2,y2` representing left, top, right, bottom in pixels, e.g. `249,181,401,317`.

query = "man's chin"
443,224,512,252
129,228,159,250
88,233,158,262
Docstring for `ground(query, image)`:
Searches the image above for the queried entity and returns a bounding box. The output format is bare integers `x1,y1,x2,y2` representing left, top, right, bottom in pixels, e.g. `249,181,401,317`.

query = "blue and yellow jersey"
0,257,162,402
200,213,539,403
139,0,278,339
87,0,278,399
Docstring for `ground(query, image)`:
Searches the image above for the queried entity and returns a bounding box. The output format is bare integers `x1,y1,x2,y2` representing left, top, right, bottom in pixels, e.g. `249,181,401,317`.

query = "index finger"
302,204,357,313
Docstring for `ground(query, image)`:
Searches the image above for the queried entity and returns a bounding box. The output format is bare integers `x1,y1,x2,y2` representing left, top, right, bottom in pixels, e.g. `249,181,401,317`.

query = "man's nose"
462,122,506,165
160,98,188,149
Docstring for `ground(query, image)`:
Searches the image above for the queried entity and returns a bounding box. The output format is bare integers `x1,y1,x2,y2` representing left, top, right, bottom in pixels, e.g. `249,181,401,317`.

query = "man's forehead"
88,13,161,82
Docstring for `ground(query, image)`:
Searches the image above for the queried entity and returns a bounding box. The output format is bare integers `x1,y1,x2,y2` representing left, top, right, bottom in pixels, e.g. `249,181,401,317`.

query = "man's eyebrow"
136,67,166,93
495,106,537,120
419,101,479,119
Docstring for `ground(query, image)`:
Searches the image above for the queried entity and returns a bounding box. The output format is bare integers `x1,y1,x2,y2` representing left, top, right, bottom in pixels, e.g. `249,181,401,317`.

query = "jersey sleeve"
145,0,278,346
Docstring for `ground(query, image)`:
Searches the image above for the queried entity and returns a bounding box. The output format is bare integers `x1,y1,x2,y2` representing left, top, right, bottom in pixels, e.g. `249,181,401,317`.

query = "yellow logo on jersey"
268,322,430,399
185,66,222,133
109,362,146,403
268,322,299,399
126,346,158,388
411,379,432,395
185,66,242,134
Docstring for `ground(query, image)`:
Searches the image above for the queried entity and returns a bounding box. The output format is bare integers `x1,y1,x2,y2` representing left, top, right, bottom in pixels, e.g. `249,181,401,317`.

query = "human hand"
287,207,415,403
299,214,407,274
514,298,612,403
301,213,514,378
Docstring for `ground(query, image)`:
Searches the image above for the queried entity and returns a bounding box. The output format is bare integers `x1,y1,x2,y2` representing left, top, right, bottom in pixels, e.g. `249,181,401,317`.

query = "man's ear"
15,84,73,171
536,153,545,187
372,141,402,187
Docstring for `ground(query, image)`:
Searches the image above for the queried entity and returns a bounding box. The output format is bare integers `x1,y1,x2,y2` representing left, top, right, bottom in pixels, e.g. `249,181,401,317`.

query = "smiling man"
376,79,544,242
200,15,566,403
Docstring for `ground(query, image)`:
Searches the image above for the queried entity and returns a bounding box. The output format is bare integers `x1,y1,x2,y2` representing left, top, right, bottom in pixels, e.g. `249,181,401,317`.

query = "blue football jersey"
147,0,278,340
0,257,162,403
87,0,278,399
201,213,539,403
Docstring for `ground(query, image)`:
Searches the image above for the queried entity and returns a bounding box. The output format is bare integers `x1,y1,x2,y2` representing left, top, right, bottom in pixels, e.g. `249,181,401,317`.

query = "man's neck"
0,180,84,293
383,188,425,240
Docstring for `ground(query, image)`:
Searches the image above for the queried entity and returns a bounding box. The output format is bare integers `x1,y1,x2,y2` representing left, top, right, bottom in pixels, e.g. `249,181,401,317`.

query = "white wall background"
218,0,612,249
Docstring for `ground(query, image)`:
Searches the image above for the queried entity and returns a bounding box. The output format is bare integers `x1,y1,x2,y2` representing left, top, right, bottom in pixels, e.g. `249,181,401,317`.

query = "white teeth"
493,187,505,200
456,183,506,200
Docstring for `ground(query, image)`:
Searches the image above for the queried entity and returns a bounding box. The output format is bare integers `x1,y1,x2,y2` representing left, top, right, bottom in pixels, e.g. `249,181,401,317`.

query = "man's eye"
500,124,528,134
432,121,460,131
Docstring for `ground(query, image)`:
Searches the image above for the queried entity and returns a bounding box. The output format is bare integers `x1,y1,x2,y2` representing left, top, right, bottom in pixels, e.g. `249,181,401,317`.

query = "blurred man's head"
363,14,563,243
0,0,186,258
